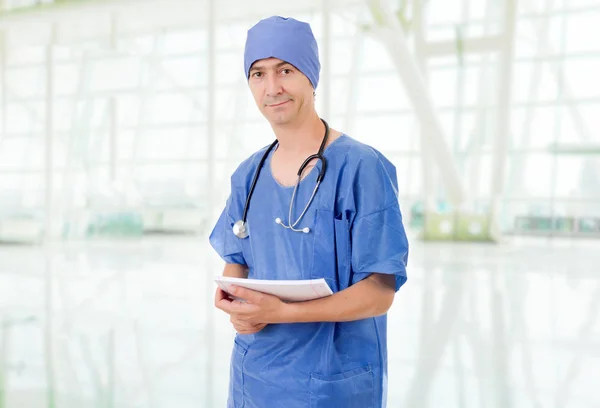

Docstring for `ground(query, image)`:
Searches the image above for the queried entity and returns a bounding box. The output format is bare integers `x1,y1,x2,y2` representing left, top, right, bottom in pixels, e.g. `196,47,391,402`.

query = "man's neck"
271,113,325,155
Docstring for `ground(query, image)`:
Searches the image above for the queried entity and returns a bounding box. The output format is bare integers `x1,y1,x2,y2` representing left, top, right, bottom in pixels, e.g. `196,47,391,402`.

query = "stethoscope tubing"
234,119,330,238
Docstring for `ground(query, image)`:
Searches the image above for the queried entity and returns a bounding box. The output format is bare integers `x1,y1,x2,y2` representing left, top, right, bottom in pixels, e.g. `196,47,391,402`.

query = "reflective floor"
0,234,599,407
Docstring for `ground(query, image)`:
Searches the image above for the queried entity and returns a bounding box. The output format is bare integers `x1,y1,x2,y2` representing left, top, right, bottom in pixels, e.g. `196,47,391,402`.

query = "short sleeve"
349,151,408,291
208,194,247,265
351,205,408,291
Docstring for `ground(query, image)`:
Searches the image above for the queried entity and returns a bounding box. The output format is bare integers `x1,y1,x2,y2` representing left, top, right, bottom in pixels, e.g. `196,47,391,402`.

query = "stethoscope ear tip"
274,217,310,233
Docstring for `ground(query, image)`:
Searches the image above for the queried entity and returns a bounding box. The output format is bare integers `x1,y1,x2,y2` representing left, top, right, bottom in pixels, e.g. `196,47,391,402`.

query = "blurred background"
0,0,599,407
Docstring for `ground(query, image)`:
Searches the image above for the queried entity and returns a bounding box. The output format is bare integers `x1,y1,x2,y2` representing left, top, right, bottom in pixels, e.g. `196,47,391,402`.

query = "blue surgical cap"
244,16,320,90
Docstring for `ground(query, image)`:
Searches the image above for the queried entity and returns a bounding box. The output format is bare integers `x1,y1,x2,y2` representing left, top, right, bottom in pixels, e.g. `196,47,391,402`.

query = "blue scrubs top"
209,134,409,408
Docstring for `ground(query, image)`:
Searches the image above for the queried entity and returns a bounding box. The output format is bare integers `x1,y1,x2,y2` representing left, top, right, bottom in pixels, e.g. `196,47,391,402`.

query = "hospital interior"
0,0,599,407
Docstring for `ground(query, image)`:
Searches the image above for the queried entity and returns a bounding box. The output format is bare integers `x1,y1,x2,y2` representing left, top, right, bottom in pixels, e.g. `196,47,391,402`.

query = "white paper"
214,276,333,302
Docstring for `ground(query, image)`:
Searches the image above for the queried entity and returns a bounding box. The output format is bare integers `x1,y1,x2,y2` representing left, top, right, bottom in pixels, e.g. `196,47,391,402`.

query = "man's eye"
252,72,262,78
281,68,292,74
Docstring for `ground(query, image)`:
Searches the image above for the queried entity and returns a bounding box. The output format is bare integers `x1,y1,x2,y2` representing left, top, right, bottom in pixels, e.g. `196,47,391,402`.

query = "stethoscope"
232,119,329,239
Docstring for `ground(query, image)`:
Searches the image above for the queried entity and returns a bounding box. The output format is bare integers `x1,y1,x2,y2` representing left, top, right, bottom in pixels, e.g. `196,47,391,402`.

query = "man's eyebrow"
274,61,293,68
249,61,293,72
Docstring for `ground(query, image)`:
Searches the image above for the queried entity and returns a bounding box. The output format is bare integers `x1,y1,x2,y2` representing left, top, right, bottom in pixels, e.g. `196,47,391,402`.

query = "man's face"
247,58,314,126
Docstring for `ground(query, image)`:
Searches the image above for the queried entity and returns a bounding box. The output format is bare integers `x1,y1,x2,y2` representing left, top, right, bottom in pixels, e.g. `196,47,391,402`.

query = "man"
209,16,409,408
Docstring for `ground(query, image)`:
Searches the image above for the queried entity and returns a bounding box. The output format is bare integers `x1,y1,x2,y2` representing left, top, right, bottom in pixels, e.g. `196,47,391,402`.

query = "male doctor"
210,15,409,408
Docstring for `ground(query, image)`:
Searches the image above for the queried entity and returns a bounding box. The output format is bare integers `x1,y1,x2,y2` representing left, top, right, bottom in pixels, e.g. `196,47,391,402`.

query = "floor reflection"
0,236,598,407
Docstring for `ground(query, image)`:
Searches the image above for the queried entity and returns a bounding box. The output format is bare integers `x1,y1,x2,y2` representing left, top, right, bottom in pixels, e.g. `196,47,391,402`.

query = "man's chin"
265,113,293,126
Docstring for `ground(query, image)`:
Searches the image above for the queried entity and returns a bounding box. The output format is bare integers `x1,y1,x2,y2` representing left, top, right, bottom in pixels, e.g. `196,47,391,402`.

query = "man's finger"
214,288,229,307
216,298,235,314
231,316,263,329
231,319,253,330
230,316,248,327
230,285,264,303
221,299,252,317
233,322,267,335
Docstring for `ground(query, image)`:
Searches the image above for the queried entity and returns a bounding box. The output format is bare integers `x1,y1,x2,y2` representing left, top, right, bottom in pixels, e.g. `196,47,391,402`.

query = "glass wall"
1,0,598,242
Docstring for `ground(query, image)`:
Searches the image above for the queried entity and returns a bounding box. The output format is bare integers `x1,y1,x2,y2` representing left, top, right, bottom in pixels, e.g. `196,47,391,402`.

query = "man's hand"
230,313,267,335
216,287,267,334
216,285,288,325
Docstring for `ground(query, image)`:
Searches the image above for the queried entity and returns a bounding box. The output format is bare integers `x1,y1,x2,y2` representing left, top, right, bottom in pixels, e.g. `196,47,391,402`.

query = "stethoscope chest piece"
232,220,249,239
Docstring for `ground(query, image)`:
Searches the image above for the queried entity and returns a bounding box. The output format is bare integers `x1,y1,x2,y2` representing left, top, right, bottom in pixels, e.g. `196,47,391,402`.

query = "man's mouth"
267,100,290,107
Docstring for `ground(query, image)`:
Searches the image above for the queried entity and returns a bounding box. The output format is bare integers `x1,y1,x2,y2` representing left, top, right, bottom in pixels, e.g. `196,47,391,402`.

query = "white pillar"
467,0,495,203
412,0,436,212
44,24,58,241
489,0,517,226
109,98,117,182
367,0,466,207
44,255,56,408
107,328,116,408
43,23,58,408
0,317,7,408
321,0,331,119
342,27,363,135
109,13,118,183
205,0,216,406
0,29,6,140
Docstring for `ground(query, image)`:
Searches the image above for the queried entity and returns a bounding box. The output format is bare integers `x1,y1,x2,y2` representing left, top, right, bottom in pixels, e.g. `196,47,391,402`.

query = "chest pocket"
310,209,352,293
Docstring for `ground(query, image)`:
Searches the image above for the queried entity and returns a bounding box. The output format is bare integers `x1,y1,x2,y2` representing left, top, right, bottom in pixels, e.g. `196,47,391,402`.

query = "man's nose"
265,74,282,97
